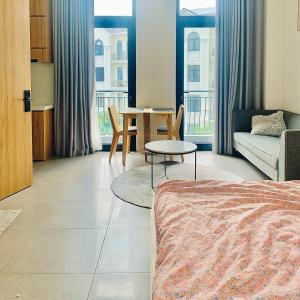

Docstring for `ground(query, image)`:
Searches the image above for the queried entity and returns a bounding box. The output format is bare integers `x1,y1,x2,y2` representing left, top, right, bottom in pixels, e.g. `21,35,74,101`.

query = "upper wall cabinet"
30,0,47,16
30,0,52,63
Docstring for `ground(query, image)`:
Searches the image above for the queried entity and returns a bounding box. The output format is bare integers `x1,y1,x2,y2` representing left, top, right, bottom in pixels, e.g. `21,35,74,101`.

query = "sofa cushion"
234,132,280,170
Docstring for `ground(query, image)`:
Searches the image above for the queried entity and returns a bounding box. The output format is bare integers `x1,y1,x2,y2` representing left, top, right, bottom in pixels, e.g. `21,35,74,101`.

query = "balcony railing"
96,89,215,142
112,80,128,88
184,90,215,136
112,52,127,61
96,90,128,138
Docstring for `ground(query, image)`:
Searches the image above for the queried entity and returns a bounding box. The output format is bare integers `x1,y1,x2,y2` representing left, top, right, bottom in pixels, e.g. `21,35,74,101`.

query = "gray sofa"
233,110,300,181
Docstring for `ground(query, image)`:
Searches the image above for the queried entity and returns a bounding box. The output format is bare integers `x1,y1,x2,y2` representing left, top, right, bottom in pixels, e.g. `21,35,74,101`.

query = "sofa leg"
232,149,242,158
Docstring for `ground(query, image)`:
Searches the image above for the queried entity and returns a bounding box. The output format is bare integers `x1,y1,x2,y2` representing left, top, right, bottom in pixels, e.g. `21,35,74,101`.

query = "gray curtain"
53,0,95,157
214,0,265,155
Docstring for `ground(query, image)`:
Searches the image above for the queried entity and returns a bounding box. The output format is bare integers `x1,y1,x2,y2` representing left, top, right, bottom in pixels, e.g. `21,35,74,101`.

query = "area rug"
111,163,243,208
0,210,21,237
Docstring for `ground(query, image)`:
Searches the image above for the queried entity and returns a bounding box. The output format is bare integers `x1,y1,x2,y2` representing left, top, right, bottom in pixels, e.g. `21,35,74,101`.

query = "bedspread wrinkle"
153,180,300,300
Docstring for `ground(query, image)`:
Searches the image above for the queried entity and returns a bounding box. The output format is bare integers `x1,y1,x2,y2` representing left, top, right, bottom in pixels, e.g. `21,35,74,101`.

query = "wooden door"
0,0,33,200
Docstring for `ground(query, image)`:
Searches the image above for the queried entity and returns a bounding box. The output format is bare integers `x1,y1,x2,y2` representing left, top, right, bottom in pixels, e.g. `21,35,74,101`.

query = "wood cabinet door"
30,0,47,16
0,0,33,200
30,17,48,48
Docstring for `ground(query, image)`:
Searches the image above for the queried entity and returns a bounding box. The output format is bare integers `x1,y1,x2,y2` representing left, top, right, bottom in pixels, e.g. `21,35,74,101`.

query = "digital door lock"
23,90,32,112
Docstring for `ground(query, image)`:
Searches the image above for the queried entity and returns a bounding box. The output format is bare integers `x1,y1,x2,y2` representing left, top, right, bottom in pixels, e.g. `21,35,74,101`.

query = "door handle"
23,90,32,112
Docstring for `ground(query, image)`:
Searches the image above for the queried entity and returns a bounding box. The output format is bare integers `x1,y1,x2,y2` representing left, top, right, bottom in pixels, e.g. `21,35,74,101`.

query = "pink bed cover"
153,180,300,300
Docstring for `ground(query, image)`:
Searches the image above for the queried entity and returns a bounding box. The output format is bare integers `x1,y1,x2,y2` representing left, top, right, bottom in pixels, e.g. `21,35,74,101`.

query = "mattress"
152,180,300,299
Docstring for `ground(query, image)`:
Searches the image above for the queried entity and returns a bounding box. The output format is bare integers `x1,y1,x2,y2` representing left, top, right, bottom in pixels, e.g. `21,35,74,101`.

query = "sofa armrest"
279,130,300,181
232,109,279,133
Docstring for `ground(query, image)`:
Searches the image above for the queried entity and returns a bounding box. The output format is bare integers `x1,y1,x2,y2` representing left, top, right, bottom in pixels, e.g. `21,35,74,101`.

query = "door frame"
176,0,215,149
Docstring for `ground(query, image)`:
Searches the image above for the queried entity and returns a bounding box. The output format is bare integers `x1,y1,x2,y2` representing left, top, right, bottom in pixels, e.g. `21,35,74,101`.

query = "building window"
117,67,123,81
187,96,201,112
188,32,200,51
96,67,104,81
117,40,122,60
188,65,200,82
95,39,104,56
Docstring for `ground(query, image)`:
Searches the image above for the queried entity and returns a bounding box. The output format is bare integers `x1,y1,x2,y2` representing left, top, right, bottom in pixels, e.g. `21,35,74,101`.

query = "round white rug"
110,163,243,209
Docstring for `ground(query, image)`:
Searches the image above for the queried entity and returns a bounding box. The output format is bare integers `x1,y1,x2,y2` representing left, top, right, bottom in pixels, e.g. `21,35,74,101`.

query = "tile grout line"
86,195,115,300
0,228,32,274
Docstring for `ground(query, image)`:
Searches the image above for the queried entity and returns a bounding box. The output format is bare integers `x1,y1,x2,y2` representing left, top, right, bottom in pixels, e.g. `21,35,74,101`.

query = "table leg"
167,114,173,161
164,154,167,178
151,153,154,189
144,113,151,145
167,114,173,140
122,115,129,166
195,151,197,180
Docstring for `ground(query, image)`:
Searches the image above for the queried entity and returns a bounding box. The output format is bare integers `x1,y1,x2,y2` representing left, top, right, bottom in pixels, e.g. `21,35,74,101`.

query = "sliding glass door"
94,0,136,144
177,0,216,147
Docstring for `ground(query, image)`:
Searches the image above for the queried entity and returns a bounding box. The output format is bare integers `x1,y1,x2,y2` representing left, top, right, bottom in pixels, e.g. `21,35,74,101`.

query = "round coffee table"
145,140,197,188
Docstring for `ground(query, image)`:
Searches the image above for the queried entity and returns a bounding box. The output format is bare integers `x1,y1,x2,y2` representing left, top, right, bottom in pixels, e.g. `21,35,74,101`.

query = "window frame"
176,0,216,147
94,0,136,109
94,0,136,149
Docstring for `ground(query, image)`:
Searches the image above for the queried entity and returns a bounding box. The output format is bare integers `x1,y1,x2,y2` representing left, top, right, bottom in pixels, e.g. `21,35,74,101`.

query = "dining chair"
108,105,137,163
157,104,185,161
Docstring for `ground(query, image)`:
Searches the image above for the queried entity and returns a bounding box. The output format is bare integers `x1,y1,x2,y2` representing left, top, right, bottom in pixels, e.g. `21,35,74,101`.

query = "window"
117,67,123,81
96,67,104,82
188,65,200,82
180,0,216,16
117,40,122,60
188,32,200,51
95,40,104,56
94,0,132,16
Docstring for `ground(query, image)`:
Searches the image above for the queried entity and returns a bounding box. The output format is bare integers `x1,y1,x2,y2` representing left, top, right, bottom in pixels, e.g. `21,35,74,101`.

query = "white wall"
264,0,284,109
265,0,300,113
136,0,176,108
282,0,300,113
31,63,54,105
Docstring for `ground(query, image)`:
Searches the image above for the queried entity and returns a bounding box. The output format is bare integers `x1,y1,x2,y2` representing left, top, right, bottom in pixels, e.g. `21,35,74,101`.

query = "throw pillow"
251,111,287,137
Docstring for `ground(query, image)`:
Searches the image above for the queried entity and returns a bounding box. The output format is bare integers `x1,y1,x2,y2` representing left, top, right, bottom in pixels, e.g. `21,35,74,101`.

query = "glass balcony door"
183,27,215,144
94,3,136,145
176,1,215,146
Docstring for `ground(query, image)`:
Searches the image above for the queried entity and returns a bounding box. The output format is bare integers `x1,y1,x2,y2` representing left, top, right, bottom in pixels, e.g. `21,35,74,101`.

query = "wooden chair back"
108,105,121,134
174,105,184,133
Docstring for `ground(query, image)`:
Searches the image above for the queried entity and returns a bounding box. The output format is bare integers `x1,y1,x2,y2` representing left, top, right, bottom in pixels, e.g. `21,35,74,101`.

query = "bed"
151,180,300,299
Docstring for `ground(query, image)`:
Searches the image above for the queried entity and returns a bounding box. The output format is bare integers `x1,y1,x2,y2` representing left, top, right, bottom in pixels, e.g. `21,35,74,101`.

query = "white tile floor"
0,151,266,300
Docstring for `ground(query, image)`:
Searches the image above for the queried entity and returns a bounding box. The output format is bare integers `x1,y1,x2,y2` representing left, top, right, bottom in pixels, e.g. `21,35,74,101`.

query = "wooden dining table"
119,108,176,165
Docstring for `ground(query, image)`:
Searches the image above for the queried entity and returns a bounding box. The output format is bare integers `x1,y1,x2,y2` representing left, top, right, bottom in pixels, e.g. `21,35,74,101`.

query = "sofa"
233,110,300,181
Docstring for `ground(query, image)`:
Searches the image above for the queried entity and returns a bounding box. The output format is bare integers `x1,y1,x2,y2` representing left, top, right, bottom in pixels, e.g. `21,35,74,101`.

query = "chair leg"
174,132,184,162
109,135,117,163
109,134,119,163
113,134,119,154
145,152,148,162
127,135,131,153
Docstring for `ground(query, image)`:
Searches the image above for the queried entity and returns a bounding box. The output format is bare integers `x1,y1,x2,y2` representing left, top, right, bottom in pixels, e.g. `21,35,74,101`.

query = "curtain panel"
52,0,95,157
214,0,265,155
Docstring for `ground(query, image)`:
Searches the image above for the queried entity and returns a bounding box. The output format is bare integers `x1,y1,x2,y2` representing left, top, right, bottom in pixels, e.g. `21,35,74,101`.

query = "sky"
94,0,132,16
94,0,216,16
